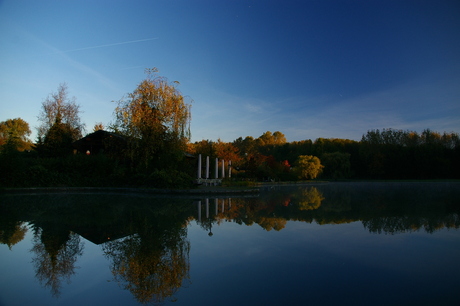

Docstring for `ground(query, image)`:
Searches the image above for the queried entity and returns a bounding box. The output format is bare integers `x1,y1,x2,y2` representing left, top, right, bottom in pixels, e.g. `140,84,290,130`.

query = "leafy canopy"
0,118,32,152
113,68,192,169
295,155,324,180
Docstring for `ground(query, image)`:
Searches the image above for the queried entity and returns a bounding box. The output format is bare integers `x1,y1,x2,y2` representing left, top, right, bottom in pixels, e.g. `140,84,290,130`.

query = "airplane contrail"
63,37,159,52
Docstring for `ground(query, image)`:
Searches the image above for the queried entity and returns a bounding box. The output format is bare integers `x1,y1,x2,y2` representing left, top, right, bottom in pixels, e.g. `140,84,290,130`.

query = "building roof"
72,130,125,154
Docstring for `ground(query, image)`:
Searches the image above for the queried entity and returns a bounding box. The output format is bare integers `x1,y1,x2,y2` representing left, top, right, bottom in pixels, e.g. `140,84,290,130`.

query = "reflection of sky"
0,225,133,306
183,220,460,305
1,218,459,305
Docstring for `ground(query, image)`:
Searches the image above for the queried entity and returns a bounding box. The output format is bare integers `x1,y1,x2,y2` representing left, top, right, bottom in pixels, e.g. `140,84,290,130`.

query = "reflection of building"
70,223,135,245
196,198,232,223
196,198,233,236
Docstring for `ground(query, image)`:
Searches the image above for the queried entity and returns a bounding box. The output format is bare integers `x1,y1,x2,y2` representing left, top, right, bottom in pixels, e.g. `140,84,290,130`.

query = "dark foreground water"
1,182,459,306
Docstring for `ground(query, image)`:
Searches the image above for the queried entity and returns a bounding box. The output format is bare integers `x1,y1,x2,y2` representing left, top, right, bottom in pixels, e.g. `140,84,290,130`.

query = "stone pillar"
221,159,225,178
228,160,232,178
197,154,202,179
206,156,210,179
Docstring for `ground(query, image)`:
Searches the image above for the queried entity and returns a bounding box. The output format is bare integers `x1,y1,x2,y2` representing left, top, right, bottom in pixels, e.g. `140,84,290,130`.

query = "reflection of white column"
215,158,218,179
221,199,224,213
197,154,202,179
198,201,201,222
206,156,209,179
229,160,232,178
206,198,209,218
215,198,218,214
221,160,225,178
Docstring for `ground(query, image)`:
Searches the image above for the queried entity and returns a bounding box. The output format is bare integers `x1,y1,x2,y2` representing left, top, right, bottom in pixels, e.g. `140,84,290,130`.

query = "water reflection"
194,184,459,235
30,228,83,297
0,183,459,304
0,221,28,249
101,210,190,304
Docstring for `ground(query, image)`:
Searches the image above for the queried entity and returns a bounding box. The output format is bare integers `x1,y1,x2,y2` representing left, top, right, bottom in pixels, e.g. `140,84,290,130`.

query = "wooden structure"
72,130,126,155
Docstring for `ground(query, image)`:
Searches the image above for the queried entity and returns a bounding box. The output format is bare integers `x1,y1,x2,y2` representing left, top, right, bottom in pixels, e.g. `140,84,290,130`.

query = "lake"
1,182,459,305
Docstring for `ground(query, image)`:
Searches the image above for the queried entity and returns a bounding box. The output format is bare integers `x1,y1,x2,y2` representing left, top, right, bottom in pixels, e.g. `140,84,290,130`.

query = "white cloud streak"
62,37,159,53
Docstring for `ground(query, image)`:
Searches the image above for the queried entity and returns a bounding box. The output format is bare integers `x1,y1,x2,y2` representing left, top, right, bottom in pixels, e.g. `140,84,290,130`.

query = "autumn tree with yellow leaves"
294,155,324,180
113,68,192,170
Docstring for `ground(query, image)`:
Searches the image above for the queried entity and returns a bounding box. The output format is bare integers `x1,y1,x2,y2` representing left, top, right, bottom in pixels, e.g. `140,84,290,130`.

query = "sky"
1,0,459,143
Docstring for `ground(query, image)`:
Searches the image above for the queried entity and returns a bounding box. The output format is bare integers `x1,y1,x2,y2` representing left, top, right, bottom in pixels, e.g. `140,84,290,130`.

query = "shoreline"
2,180,459,196
0,186,261,196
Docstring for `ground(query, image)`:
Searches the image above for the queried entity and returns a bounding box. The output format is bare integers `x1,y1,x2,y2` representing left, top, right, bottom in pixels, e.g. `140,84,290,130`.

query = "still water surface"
1,182,459,305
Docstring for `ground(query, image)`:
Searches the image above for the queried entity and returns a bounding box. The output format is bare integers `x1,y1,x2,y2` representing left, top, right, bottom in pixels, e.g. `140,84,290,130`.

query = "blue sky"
1,0,459,143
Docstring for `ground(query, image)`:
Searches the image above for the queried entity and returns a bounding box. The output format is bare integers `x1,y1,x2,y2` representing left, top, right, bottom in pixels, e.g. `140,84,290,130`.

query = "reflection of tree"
297,187,324,211
102,218,190,304
0,221,28,249
0,203,28,249
363,215,460,235
194,185,460,235
256,217,286,231
30,228,84,297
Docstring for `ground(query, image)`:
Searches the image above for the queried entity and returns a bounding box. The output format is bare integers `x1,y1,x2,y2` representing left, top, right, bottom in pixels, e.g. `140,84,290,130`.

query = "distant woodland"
2,120,458,188
191,128,460,182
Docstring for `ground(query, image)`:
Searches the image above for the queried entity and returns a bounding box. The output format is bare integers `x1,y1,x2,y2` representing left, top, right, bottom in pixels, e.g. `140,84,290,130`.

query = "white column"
221,159,225,178
197,154,202,179
228,160,232,178
215,158,218,179
206,156,210,179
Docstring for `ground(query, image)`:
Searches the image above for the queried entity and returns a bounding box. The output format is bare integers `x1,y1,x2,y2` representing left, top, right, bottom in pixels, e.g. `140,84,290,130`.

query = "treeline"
189,128,460,180
1,121,459,188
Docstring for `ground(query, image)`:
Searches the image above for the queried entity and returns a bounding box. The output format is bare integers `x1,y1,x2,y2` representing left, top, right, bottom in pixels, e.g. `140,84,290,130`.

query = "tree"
93,122,104,132
113,68,192,170
233,136,256,155
192,139,215,157
256,131,286,146
272,131,287,145
214,139,241,165
294,155,324,180
0,118,32,152
321,151,351,179
37,83,84,142
40,116,74,157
